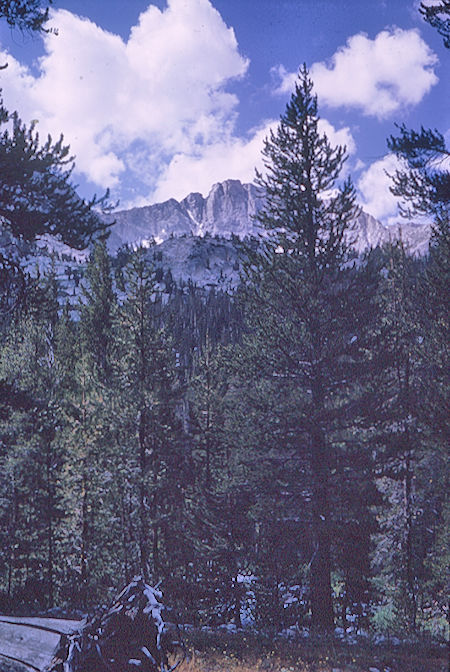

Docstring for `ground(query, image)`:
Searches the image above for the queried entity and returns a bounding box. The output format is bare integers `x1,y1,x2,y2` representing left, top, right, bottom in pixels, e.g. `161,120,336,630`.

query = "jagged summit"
105,179,264,250
105,179,430,256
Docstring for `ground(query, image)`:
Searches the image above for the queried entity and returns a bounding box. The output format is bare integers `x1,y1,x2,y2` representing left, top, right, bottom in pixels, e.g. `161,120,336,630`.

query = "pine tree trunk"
80,471,89,609
310,372,334,631
138,408,148,581
8,476,17,601
152,522,159,573
151,429,159,575
233,576,242,629
402,355,417,630
120,488,130,584
404,445,417,630
205,345,212,487
46,441,54,609
47,517,54,608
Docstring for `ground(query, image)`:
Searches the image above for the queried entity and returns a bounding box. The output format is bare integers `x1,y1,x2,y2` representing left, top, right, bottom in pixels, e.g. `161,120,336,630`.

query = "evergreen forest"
0,37,448,650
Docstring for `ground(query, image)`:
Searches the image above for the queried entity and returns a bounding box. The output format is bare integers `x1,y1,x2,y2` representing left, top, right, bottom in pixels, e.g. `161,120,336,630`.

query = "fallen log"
45,576,182,672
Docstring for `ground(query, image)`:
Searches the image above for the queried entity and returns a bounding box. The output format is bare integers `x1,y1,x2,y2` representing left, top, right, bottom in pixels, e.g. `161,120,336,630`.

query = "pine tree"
387,124,449,222
385,49,449,631
0,269,66,608
368,243,426,631
242,65,359,630
419,218,449,439
68,241,123,605
0,100,111,249
189,336,227,488
420,0,450,49
0,97,112,317
115,249,186,582
80,240,117,383
0,0,53,34
366,242,448,633
58,339,115,608
415,211,450,634
186,339,255,627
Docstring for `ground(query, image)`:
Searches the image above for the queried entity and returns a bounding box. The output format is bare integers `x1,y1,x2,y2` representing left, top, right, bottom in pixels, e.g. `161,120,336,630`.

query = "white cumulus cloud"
357,154,402,223
152,121,274,203
277,28,438,118
0,0,250,198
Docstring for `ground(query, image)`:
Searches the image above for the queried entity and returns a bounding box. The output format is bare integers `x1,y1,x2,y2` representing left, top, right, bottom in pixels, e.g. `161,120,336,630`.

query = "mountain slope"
0,179,432,304
105,180,264,250
106,179,431,256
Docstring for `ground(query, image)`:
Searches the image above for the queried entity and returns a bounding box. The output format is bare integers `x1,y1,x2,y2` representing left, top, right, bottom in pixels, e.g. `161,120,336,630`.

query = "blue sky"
0,0,448,224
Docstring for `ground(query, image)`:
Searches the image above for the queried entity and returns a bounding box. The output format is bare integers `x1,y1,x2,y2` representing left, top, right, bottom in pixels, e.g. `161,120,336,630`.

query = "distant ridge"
105,179,431,256
105,180,264,250
0,179,432,304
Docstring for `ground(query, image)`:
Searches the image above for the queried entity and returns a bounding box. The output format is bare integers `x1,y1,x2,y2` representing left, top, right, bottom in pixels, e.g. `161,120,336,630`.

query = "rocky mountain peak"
105,179,430,256
105,180,260,249
182,191,205,227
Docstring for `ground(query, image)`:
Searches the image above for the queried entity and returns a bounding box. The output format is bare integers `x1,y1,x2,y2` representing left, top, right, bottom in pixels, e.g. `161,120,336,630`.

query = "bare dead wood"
45,576,183,672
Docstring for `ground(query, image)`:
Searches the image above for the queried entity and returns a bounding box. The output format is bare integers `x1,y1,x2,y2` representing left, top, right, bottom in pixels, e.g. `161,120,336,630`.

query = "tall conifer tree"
244,66,359,630
115,249,185,582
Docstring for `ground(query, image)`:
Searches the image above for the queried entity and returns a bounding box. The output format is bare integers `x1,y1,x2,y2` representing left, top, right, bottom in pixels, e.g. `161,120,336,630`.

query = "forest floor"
177,630,449,672
1,620,447,671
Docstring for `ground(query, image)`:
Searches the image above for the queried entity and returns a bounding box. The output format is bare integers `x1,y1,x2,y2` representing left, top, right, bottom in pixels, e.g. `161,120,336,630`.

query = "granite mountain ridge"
105,179,431,257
